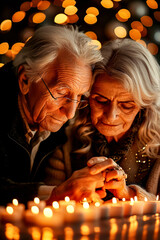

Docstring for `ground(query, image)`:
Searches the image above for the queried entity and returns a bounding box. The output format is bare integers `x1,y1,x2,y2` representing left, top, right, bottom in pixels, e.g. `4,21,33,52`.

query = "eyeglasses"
40,76,89,109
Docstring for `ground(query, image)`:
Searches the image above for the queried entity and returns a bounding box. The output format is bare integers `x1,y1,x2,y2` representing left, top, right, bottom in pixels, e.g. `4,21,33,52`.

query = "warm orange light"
6,206,14,215
32,0,41,8
115,13,128,22
65,196,70,202
20,1,33,11
62,0,76,8
83,202,89,209
34,197,40,204
5,223,20,240
141,16,153,27
101,0,113,8
66,204,75,213
147,43,159,55
52,201,59,209
0,20,12,31
0,63,4,68
67,14,79,23
118,9,131,19
136,40,147,48
86,7,99,16
54,13,68,24
154,11,160,22
80,225,90,235
112,197,117,204
64,5,78,15
31,206,39,214
146,0,158,9
12,199,18,206
12,11,26,22
37,0,50,10
11,42,25,55
129,29,141,40
84,14,97,25
114,26,127,38
43,207,53,218
131,21,143,32
85,31,97,40
95,202,101,207
32,12,46,24
90,40,102,50
141,27,147,37
0,42,9,54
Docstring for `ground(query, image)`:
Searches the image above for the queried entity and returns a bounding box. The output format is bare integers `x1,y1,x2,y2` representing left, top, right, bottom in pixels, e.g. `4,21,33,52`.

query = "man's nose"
63,100,78,120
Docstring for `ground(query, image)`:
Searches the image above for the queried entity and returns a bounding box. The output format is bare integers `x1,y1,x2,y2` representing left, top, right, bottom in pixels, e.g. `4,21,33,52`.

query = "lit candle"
76,201,100,222
27,197,46,212
24,205,39,224
143,197,157,215
8,199,25,215
121,198,133,217
130,197,144,216
59,196,76,209
156,195,160,213
105,198,124,218
2,205,23,222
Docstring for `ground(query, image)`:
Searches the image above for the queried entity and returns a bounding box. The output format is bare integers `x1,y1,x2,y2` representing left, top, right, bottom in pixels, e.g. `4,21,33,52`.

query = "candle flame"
34,197,40,204
144,197,148,202
12,199,18,206
134,196,138,201
6,206,14,215
112,197,117,204
95,202,100,207
122,198,126,202
65,196,70,202
83,202,89,209
66,204,75,213
43,207,53,218
52,201,59,209
31,206,39,214
156,195,159,201
130,198,134,205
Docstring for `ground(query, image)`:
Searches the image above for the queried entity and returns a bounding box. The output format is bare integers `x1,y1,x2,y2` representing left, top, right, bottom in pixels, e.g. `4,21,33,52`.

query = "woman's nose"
105,103,119,121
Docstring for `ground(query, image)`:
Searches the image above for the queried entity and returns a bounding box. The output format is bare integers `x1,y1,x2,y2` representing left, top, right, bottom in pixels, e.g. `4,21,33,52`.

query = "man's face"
20,50,92,132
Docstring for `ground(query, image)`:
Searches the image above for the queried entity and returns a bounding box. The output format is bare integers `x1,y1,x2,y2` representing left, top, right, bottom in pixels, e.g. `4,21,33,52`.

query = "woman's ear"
18,65,30,95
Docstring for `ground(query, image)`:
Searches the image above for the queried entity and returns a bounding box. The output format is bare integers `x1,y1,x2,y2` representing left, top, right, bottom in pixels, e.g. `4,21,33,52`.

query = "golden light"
32,0,41,8
12,11,26,23
149,44,159,55
0,63,4,68
112,197,117,204
114,26,127,38
37,1,50,10
146,0,158,9
65,196,70,202
140,16,153,27
34,197,40,204
62,0,76,8
141,26,147,37
115,13,128,22
85,31,97,40
67,14,79,23
43,207,53,218
95,202,101,207
12,199,18,206
86,7,99,16
5,223,20,240
154,11,160,22
118,9,131,20
28,227,41,240
32,12,46,24
64,5,78,15
42,228,54,240
5,50,15,59
83,202,89,209
129,29,141,40
0,20,12,31
66,204,75,214
84,14,97,25
0,42,9,54
20,1,33,11
101,0,113,8
31,206,39,214
6,206,14,215
90,39,102,49
144,197,148,201
11,42,25,55
52,201,59,209
136,40,147,48
80,225,90,235
131,21,143,32
54,13,68,24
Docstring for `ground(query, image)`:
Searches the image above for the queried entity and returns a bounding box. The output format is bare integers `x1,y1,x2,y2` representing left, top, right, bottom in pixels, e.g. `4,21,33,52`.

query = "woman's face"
89,73,140,142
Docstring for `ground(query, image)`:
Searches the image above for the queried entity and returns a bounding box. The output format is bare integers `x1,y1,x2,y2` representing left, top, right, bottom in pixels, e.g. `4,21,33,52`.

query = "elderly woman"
46,38,160,202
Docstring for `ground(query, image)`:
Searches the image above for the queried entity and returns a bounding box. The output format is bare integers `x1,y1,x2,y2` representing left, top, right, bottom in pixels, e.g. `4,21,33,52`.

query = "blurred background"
0,0,160,66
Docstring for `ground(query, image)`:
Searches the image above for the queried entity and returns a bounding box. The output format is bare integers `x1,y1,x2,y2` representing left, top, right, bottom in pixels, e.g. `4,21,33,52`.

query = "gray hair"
13,25,102,82
94,38,160,159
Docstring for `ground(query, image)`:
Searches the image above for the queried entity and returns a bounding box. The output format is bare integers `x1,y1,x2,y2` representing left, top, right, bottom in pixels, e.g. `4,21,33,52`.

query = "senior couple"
0,25,159,205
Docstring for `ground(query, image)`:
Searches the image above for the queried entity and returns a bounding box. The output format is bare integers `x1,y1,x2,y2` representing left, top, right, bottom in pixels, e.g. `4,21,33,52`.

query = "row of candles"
0,196,160,227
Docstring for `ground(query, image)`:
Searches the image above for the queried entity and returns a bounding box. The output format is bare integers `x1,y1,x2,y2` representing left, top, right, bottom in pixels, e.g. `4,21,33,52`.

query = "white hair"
13,25,102,82
94,38,160,159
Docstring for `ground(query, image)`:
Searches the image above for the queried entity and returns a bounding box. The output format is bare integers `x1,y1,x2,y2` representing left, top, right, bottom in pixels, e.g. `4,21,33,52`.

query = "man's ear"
18,65,30,95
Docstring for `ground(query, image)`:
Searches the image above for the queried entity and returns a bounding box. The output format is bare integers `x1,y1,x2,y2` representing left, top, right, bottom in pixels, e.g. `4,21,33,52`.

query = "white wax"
34,211,64,227
107,203,124,218
99,205,110,219
2,207,23,222
76,204,100,222
156,201,160,213
24,209,38,224
143,201,157,215
121,201,133,217
131,201,144,215
27,200,46,212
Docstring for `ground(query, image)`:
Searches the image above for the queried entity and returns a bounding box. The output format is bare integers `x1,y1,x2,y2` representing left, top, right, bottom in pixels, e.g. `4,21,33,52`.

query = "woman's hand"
87,156,135,200
46,166,105,205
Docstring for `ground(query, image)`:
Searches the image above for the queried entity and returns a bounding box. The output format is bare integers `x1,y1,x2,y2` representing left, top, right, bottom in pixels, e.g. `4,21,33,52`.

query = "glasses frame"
39,75,89,109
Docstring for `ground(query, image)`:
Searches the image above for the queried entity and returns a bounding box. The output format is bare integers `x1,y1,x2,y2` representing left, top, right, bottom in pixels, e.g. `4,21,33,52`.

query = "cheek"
122,111,140,128
90,107,102,125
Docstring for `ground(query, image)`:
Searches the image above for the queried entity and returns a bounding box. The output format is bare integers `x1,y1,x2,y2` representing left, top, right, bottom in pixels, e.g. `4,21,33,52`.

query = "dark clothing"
0,62,67,205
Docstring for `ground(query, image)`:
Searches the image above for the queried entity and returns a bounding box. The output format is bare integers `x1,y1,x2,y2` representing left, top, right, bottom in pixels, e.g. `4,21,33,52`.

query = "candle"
34,207,64,227
156,195,160,214
27,197,46,212
121,198,133,217
2,205,23,222
76,201,100,222
104,198,124,218
130,198,144,215
143,197,157,215
59,196,76,210
24,205,39,224
8,199,25,215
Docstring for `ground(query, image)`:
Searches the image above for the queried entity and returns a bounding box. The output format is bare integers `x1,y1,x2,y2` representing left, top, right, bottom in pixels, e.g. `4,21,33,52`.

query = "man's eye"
56,89,69,96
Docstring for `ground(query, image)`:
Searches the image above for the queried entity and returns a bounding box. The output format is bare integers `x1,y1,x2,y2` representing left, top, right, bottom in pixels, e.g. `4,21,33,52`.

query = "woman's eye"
120,103,135,109
94,96,108,104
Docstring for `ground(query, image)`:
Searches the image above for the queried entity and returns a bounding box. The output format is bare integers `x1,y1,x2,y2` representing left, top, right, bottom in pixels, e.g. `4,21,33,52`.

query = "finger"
96,189,107,198
105,169,127,182
87,156,107,167
89,158,117,175
104,179,126,189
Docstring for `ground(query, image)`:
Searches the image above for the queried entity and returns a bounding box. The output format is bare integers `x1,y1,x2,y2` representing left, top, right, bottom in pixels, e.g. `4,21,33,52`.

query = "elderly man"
0,25,103,205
